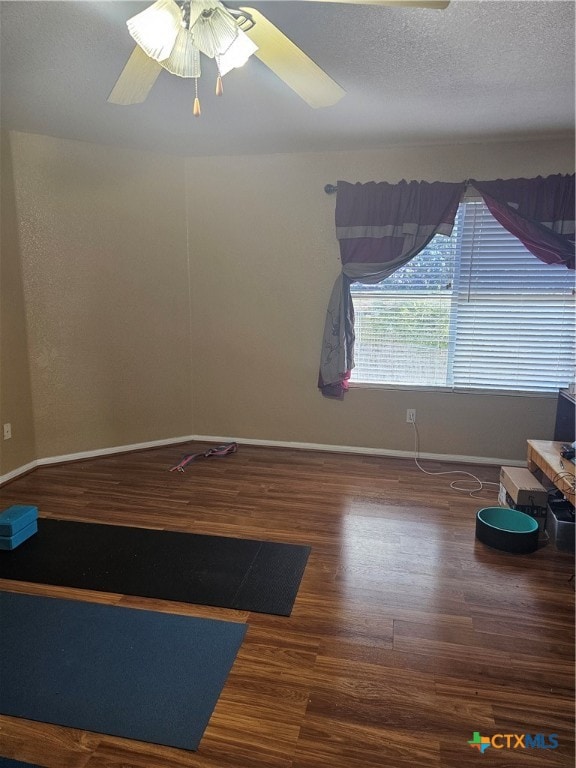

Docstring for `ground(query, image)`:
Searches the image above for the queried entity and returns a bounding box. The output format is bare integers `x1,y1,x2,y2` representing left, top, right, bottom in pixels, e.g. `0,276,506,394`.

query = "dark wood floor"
0,444,574,767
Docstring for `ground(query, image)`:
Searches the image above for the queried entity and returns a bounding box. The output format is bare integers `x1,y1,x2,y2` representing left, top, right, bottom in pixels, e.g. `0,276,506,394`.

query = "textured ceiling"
1,0,574,156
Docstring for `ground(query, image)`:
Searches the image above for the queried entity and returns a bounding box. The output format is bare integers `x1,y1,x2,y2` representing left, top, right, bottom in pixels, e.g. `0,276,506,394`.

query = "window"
350,200,575,393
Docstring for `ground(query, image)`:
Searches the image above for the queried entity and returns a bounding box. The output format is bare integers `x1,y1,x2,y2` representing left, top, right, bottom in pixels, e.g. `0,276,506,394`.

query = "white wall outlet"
3,423,12,440
406,409,416,423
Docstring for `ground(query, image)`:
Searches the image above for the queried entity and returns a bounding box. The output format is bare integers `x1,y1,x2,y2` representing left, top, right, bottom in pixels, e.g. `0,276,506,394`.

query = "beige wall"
0,131,37,476
5,131,192,462
186,137,574,461
1,131,573,475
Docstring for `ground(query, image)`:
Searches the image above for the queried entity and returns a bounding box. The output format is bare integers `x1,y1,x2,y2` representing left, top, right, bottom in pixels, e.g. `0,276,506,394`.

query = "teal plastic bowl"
476,506,539,554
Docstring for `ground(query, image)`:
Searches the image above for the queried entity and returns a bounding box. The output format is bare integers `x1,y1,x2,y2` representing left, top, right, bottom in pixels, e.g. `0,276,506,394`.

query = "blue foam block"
0,505,38,536
0,520,38,551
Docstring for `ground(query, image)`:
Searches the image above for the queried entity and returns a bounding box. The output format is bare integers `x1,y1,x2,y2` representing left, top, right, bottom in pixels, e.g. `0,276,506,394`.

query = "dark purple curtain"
471,174,575,269
318,180,466,397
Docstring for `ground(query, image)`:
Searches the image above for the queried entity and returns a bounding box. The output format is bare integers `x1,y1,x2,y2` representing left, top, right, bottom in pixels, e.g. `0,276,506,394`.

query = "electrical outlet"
406,409,416,424
3,423,12,440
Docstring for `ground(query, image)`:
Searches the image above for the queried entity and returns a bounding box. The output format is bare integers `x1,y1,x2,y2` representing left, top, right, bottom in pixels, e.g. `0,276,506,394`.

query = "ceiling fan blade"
108,46,163,105
239,8,345,109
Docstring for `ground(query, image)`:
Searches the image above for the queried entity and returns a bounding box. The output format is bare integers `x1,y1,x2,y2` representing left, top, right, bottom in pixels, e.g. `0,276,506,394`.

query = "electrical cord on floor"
410,420,501,499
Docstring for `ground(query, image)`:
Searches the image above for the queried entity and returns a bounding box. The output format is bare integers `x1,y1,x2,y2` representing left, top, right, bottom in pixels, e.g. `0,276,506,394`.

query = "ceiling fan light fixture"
159,27,202,77
189,4,239,58
217,29,258,76
126,0,181,62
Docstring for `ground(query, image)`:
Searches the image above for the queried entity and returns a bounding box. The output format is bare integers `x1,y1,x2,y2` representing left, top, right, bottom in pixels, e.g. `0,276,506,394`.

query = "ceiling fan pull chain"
215,54,223,96
216,75,223,97
193,77,201,117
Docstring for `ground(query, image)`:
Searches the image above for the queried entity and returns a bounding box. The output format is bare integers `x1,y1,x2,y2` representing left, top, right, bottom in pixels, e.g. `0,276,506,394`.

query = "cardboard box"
499,467,548,508
499,468,548,537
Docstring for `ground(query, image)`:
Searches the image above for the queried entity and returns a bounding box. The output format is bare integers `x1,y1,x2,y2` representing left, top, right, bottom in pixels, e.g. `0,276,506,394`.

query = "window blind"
350,201,575,393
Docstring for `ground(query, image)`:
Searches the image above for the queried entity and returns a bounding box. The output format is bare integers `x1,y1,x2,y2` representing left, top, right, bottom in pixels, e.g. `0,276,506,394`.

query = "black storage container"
546,496,575,553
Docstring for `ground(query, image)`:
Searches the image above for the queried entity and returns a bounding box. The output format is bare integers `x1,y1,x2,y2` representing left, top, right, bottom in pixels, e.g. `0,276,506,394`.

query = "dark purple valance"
335,180,466,265
471,174,575,269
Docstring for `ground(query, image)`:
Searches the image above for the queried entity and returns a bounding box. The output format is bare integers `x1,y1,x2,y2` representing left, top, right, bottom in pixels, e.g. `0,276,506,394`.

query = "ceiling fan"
108,0,450,114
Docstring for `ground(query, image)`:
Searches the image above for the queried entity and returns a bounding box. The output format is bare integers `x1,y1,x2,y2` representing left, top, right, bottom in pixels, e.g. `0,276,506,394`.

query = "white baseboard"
0,459,39,487
0,434,195,486
189,435,525,467
0,433,525,486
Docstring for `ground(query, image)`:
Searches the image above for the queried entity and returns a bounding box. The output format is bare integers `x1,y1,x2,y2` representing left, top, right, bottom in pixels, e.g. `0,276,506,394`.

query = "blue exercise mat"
0,760,41,767
0,591,247,750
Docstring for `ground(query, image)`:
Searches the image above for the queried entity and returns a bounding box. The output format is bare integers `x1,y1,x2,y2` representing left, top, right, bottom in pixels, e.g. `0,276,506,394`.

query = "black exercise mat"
0,518,310,616
0,591,246,751
0,760,41,768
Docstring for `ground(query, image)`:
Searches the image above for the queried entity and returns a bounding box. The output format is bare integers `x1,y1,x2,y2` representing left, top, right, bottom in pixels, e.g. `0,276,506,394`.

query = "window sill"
348,382,557,398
